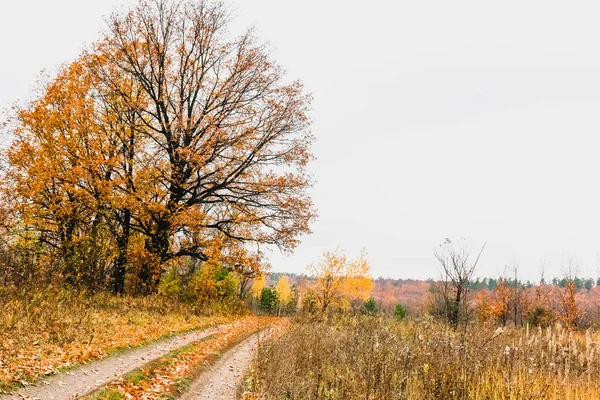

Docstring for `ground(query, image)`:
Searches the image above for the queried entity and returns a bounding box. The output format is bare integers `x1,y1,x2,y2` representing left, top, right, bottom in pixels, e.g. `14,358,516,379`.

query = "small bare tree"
560,256,581,328
433,238,486,328
510,261,523,327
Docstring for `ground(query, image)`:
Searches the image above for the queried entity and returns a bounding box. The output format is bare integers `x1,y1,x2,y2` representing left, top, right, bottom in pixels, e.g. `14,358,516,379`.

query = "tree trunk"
112,209,131,295
138,219,171,294
451,285,462,328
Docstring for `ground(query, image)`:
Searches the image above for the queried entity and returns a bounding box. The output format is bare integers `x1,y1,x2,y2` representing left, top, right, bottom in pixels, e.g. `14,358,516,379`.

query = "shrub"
157,268,182,300
247,316,600,400
525,306,554,328
364,296,378,314
394,303,407,320
259,287,278,314
301,288,318,314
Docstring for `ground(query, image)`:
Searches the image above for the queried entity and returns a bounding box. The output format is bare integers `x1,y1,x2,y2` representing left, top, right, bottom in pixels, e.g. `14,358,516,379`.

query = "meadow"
243,316,600,400
1,0,599,399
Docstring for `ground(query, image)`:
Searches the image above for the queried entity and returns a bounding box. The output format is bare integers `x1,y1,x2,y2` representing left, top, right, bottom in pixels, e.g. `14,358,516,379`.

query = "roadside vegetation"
241,240,600,400
244,316,600,400
0,287,232,390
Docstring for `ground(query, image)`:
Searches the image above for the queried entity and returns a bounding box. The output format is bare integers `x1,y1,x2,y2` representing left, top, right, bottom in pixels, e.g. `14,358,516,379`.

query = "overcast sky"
2,0,600,281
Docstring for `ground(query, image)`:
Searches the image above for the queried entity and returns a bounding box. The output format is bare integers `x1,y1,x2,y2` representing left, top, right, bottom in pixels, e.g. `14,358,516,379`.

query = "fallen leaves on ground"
84,316,282,400
0,292,231,390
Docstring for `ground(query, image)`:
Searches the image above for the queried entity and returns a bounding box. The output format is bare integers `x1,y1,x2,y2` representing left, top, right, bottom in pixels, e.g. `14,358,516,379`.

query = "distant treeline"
267,272,600,291
468,277,598,291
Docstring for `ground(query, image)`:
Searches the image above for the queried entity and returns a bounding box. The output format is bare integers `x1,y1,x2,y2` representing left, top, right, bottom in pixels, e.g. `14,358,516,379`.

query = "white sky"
2,0,600,281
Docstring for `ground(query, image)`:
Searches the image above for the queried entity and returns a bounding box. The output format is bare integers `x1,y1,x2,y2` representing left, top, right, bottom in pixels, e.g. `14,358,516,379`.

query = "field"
243,316,600,400
1,0,599,399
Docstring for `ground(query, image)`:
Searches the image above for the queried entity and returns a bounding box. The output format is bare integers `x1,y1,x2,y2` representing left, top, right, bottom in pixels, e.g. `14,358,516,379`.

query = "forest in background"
254,270,600,327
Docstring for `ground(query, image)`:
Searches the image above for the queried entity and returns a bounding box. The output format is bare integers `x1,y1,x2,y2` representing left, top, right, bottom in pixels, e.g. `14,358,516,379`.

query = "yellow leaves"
347,249,371,278
275,276,292,305
251,275,266,297
307,250,347,281
187,262,220,302
3,0,313,294
342,276,373,303
561,280,580,328
306,248,372,312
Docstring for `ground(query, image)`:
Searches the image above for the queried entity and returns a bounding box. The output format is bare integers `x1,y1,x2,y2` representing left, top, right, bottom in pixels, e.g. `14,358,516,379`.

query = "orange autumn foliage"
2,0,315,294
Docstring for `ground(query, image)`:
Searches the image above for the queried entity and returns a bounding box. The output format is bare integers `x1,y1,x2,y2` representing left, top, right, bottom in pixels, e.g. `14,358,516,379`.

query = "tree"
98,0,315,291
559,261,581,328
301,287,318,313
476,277,511,325
509,264,524,326
259,287,278,314
5,60,124,290
185,259,238,304
364,296,377,314
250,275,266,298
4,0,315,294
524,268,556,328
343,273,374,311
207,238,268,299
433,238,485,328
394,303,407,320
525,305,554,328
307,249,372,312
275,276,292,306
560,279,580,328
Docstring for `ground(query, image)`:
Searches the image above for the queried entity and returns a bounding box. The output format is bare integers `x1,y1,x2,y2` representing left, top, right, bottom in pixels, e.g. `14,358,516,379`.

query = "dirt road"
180,334,260,400
1,323,230,400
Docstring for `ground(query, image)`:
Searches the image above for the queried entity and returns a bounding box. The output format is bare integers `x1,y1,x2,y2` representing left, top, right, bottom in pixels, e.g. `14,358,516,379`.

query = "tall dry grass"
246,316,600,399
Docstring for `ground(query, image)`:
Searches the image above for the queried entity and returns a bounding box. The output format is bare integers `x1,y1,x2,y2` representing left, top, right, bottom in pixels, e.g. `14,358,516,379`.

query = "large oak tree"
4,0,315,293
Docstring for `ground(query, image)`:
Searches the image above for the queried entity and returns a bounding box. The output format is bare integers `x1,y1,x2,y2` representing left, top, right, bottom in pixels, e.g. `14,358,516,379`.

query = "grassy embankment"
0,287,234,391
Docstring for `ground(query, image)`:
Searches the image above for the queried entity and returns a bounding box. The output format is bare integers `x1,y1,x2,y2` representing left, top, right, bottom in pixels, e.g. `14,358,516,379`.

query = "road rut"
180,334,260,400
1,323,231,400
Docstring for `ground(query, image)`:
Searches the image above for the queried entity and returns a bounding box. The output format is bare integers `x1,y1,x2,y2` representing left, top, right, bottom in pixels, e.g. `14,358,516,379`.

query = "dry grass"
0,287,232,389
245,316,600,399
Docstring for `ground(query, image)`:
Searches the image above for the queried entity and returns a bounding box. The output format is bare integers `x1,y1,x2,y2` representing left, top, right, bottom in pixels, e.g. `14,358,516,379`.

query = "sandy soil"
0,323,230,400
180,334,260,400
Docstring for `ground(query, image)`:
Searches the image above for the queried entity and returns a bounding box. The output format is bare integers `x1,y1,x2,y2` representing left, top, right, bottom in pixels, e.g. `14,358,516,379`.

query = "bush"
364,296,378,314
525,306,554,328
301,288,318,314
260,288,278,314
280,291,298,316
157,268,182,299
247,316,600,400
394,303,407,320
184,263,239,304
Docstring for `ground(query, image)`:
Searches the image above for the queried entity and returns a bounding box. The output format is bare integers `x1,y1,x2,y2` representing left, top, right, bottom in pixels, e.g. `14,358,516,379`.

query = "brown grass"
244,316,600,399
